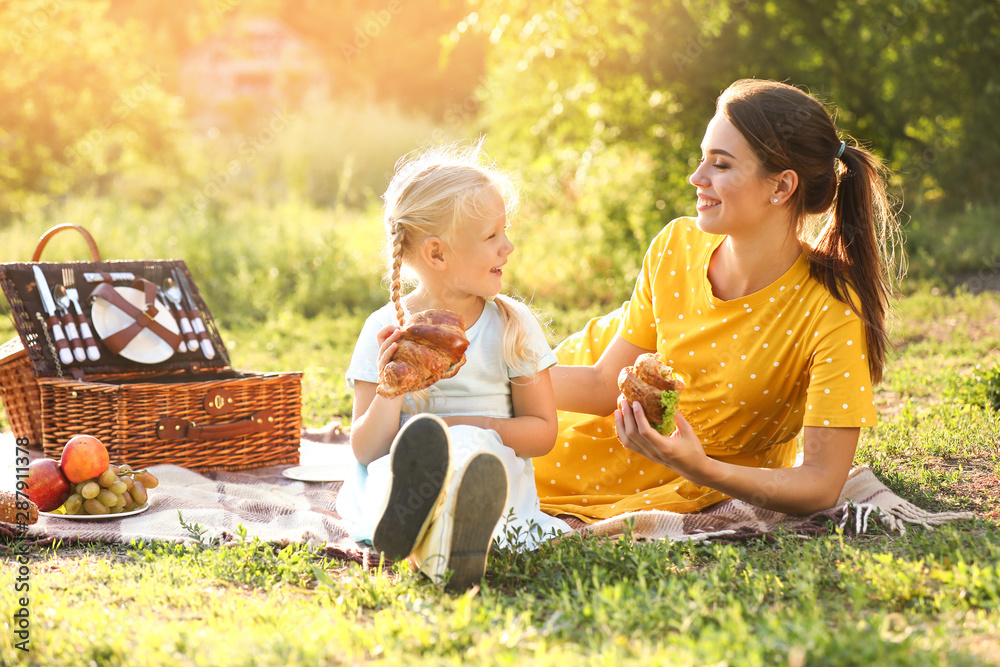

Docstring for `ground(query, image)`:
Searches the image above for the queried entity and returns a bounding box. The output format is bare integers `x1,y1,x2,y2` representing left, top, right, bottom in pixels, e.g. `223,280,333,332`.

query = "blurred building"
180,16,329,128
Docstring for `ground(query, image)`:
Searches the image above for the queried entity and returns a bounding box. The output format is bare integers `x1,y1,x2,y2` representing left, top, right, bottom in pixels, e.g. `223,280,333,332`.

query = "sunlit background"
2,0,999,327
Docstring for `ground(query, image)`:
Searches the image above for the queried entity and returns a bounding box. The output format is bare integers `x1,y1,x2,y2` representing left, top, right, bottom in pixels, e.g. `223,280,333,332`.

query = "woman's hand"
614,395,710,481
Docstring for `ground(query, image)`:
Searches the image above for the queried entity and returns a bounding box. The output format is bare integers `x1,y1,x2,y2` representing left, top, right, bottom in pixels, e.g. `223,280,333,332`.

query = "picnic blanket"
3,462,370,563
576,465,975,543
0,434,975,563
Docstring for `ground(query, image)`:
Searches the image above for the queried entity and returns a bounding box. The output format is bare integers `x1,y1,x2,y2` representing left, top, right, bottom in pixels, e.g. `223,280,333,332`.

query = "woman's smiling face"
688,114,778,237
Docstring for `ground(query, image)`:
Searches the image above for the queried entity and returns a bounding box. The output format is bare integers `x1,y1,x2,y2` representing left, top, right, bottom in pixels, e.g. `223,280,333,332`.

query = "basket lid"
0,258,231,379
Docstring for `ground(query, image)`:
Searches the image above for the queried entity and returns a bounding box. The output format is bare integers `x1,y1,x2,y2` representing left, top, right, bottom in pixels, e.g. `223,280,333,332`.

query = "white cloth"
337,298,571,549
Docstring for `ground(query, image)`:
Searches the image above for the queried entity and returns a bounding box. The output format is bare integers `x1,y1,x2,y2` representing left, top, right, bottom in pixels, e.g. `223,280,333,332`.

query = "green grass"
902,205,1000,289
2,523,998,664
2,287,999,665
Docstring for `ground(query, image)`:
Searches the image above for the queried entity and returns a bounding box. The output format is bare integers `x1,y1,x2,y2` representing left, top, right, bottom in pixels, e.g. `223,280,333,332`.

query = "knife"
63,271,100,361
173,269,216,360
33,266,75,365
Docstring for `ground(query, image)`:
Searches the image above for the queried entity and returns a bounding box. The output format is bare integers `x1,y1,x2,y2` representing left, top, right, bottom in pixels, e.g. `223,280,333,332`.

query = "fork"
63,268,100,361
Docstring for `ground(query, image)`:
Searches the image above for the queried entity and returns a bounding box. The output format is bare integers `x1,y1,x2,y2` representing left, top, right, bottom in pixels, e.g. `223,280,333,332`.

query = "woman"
536,79,902,521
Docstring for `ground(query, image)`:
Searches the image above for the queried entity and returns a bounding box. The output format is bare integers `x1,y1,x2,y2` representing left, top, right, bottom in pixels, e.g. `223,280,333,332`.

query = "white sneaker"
411,451,508,591
371,414,451,561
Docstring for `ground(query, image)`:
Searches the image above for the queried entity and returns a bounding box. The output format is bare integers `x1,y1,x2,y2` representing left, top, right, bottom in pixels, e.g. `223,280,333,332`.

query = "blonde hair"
381,141,541,383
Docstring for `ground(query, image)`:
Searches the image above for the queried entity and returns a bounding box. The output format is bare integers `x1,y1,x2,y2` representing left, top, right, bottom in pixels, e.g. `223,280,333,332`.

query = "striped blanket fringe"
574,467,975,545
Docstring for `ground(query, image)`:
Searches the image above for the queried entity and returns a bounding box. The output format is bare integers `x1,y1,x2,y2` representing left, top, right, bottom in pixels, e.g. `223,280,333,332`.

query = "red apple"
26,458,72,512
60,434,110,484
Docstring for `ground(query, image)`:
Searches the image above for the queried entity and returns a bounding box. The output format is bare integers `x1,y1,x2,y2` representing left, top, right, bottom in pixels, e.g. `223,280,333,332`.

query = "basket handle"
31,224,102,262
155,410,276,441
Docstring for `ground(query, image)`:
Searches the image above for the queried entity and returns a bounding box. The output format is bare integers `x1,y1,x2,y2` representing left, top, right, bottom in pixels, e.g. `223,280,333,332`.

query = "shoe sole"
372,415,450,560
445,453,507,592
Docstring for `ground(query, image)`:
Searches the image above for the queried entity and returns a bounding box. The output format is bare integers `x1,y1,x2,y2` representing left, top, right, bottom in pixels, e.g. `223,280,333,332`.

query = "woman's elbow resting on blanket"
787,480,846,515
700,454,851,516
773,462,852,515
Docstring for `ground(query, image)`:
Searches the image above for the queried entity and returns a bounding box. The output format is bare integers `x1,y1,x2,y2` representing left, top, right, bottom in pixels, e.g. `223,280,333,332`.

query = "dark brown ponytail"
718,79,902,384
811,144,899,384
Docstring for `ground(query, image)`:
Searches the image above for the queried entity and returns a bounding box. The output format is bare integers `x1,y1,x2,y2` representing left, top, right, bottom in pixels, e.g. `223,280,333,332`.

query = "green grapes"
51,464,159,516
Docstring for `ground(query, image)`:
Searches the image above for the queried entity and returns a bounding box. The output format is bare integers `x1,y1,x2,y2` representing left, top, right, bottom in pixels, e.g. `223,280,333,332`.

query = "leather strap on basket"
155,409,275,441
91,279,183,354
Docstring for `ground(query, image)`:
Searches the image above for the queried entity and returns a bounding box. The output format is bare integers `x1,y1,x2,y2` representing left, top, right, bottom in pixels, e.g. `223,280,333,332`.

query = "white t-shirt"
346,298,558,420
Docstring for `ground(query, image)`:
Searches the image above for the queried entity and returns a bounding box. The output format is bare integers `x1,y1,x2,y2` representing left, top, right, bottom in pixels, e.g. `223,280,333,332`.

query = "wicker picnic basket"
0,224,302,470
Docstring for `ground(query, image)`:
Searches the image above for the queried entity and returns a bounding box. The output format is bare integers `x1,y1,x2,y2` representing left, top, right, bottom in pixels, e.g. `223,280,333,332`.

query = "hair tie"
835,140,846,160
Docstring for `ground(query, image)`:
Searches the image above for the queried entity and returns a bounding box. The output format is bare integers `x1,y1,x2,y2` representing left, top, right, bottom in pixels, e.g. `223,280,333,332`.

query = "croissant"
617,352,685,433
377,309,470,398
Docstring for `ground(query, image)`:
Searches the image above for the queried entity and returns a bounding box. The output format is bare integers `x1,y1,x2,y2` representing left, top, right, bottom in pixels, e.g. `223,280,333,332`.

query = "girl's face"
446,188,514,299
688,114,778,237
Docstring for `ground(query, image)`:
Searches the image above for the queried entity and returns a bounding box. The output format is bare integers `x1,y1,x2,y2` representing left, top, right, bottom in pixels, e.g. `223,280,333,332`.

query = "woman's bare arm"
550,335,650,416
616,398,859,514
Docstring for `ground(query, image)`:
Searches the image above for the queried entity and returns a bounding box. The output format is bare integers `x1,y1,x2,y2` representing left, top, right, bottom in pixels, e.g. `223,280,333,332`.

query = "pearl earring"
772,198,779,204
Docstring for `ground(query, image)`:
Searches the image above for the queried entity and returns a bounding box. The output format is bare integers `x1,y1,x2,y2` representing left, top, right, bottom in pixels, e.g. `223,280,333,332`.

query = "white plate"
282,464,354,482
40,502,151,520
91,286,179,364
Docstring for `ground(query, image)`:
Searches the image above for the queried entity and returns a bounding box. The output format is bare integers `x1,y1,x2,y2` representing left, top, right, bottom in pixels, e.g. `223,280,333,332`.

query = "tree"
0,0,187,214
465,0,1000,214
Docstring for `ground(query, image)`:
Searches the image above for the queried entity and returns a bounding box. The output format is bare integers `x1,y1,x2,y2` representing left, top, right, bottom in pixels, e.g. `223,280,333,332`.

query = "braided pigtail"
389,218,407,327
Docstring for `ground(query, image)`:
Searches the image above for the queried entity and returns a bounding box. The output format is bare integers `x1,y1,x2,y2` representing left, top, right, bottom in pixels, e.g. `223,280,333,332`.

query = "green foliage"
0,0,188,213
4,523,997,664
222,312,365,426
184,99,446,211
0,195,387,327
466,0,1000,226
133,516,331,588
902,204,1000,287
952,364,1000,413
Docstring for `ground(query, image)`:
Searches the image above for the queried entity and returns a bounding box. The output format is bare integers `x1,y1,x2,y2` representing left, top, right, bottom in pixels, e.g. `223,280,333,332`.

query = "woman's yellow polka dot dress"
536,218,877,522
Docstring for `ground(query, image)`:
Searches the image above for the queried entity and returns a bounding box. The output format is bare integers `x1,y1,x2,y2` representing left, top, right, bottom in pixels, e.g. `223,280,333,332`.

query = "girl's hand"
375,324,401,373
614,395,709,481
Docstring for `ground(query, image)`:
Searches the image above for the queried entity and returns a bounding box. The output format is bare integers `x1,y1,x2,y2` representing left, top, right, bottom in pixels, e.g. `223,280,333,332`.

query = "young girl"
336,142,571,590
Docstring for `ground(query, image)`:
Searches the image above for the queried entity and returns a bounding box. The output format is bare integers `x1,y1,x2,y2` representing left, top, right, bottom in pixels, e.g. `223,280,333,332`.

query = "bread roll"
617,352,685,432
0,490,39,525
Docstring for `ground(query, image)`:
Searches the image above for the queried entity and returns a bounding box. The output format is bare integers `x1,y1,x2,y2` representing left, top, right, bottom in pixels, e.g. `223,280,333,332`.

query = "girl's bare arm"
443,368,558,458
348,325,405,465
